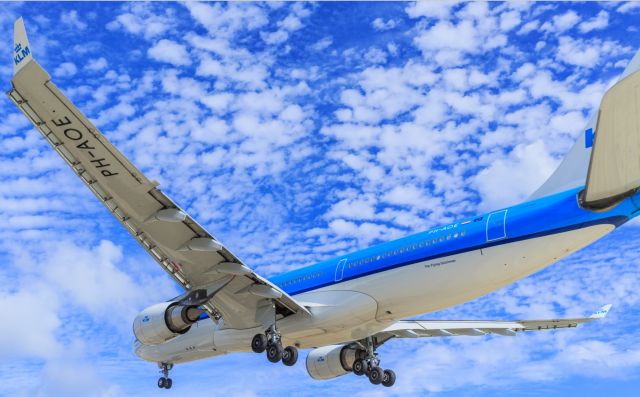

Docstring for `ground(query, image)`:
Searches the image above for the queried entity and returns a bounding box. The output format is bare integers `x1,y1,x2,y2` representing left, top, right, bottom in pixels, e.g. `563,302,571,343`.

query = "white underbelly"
346,224,613,321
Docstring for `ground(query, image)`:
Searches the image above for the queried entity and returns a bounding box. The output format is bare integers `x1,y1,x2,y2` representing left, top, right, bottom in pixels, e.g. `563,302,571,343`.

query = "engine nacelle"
133,301,203,345
306,344,364,380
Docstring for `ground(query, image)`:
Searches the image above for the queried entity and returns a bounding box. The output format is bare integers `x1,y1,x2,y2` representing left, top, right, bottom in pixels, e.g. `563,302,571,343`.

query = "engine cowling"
132,301,204,345
306,344,364,380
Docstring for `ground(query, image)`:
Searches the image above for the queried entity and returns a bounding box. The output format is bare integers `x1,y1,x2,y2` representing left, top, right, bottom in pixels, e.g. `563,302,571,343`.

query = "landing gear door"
486,210,507,242
334,259,348,282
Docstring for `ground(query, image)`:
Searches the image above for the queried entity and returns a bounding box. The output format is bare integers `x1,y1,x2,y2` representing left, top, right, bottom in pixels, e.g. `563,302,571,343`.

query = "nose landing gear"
157,362,173,389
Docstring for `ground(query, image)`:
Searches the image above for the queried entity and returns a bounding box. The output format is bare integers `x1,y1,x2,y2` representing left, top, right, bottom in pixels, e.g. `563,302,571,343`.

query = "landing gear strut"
251,306,298,366
352,337,395,387
157,362,173,389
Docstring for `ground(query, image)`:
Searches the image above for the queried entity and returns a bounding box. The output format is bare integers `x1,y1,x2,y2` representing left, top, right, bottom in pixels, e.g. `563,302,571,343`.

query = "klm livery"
8,18,639,389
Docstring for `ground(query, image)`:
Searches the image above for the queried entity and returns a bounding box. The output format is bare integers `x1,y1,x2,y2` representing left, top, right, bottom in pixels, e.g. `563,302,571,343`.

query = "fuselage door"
486,209,507,242
334,258,348,282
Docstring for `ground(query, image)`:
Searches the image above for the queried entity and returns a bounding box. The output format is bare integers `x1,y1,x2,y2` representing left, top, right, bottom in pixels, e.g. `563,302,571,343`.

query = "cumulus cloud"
372,17,397,31
579,11,609,33
53,62,78,78
147,39,191,66
474,141,559,210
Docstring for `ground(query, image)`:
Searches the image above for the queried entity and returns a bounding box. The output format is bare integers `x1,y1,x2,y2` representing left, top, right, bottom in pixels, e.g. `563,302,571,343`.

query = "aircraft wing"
7,18,309,328
371,305,612,345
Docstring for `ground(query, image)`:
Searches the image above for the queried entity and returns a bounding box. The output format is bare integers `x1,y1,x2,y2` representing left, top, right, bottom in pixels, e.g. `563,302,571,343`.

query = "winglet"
13,17,33,75
589,304,612,319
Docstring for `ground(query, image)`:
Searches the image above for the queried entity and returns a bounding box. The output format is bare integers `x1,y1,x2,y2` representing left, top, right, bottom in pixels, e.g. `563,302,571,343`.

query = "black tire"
382,369,396,387
282,346,298,366
165,378,173,389
251,334,268,353
352,359,368,376
368,366,383,385
267,343,283,363
157,377,166,388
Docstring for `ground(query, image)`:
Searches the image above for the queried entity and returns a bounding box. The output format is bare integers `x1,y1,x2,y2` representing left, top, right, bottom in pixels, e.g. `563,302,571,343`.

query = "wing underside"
8,18,309,329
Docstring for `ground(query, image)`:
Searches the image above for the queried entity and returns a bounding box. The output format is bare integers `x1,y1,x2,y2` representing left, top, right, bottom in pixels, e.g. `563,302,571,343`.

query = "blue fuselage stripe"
268,187,639,297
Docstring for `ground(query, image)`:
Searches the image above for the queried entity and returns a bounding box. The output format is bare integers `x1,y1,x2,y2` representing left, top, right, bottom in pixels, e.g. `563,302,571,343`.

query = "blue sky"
1,1,640,396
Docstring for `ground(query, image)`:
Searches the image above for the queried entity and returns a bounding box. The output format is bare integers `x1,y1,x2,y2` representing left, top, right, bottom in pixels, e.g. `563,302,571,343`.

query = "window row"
348,230,466,269
279,271,323,288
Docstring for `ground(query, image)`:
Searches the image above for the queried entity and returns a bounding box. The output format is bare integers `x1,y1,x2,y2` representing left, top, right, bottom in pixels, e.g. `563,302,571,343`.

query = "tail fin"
13,17,33,75
529,49,640,203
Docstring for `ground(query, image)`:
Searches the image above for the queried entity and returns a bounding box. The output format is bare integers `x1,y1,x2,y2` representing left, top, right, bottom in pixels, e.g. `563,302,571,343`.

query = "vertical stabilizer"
530,48,640,201
13,17,33,75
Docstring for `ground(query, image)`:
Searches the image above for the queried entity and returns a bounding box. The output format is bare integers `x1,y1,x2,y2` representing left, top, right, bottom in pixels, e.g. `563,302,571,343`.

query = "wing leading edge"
7,18,309,329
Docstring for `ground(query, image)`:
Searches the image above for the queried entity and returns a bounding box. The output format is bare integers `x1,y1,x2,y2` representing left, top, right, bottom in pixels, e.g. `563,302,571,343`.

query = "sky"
1,1,640,396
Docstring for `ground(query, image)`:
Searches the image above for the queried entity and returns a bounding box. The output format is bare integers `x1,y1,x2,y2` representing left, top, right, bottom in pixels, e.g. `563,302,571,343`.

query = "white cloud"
106,3,176,40
579,11,609,33
60,10,87,30
311,36,333,51
474,141,559,210
406,1,457,19
54,62,78,78
86,57,108,72
541,10,580,33
372,17,397,31
617,2,640,13
147,39,191,66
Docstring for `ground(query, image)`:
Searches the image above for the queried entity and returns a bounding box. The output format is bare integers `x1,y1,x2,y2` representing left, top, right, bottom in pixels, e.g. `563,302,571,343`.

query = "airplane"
7,17,638,389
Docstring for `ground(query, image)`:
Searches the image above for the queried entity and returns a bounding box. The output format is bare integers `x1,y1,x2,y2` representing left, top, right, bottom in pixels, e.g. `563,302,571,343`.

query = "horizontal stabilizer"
13,17,32,74
583,69,640,209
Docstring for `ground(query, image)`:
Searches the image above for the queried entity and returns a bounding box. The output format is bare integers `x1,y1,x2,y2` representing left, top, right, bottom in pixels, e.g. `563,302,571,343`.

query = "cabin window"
400,247,404,253
454,232,459,238
425,240,430,246
432,238,437,244
439,236,444,242
376,255,381,260
419,242,423,248
446,234,451,240
461,230,466,236
413,244,417,249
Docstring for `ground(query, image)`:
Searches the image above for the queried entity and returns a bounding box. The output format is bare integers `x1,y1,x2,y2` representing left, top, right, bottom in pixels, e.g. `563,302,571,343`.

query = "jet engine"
133,302,204,345
306,344,365,380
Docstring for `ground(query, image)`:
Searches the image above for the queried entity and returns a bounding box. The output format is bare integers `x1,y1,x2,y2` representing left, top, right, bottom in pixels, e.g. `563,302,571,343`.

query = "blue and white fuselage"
135,186,638,363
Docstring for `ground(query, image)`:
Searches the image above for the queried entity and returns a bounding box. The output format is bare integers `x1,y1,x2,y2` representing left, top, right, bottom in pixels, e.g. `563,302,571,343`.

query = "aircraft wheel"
266,343,283,363
282,346,298,366
251,333,268,353
157,377,166,388
164,378,173,389
382,369,395,387
368,366,383,385
352,358,368,376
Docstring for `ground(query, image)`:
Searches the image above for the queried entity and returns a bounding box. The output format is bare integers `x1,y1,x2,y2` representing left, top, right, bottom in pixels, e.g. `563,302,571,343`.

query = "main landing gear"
157,362,173,389
251,324,298,366
352,337,396,387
